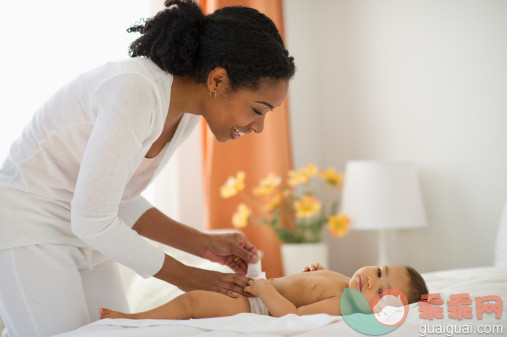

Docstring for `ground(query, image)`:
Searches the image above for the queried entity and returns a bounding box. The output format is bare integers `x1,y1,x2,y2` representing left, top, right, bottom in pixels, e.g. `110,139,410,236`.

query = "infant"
99,261,428,319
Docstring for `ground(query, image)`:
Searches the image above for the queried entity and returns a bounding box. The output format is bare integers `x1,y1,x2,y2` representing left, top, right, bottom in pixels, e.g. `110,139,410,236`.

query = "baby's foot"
99,307,135,319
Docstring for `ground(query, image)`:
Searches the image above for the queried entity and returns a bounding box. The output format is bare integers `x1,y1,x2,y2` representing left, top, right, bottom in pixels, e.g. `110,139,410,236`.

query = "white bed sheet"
55,266,507,337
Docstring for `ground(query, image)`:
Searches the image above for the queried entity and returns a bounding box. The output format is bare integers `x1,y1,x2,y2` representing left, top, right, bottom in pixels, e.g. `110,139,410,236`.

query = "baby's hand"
244,279,270,296
302,263,325,272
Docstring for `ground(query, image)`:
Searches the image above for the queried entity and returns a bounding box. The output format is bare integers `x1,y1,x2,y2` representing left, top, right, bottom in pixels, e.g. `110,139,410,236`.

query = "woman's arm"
152,253,252,298
132,207,258,275
132,207,210,258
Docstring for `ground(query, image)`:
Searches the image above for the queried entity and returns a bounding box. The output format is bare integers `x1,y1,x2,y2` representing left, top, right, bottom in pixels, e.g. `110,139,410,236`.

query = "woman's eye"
377,267,382,278
253,108,263,116
378,288,383,294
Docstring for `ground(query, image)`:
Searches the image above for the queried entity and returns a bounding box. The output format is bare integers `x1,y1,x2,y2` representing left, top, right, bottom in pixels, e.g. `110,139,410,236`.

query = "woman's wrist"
153,253,193,288
194,231,212,258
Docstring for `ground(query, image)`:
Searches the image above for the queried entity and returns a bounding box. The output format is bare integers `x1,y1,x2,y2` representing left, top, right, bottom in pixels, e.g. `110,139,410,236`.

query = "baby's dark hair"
127,0,295,92
403,265,429,304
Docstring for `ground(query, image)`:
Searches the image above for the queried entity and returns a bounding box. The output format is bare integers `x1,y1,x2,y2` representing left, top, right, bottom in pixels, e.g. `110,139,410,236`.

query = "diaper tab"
246,260,266,280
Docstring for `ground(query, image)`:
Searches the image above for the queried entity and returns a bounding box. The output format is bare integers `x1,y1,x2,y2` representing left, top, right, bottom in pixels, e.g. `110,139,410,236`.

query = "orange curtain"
200,0,292,278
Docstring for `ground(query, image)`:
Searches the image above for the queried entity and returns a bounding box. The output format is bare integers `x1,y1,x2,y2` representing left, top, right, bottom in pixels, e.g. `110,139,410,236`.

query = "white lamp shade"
340,161,427,230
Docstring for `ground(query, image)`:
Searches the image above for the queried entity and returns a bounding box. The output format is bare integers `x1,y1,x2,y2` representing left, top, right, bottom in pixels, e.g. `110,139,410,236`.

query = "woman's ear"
206,67,229,93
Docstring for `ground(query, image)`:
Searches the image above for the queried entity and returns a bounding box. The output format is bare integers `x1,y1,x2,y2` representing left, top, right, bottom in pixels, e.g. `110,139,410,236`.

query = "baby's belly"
268,278,323,308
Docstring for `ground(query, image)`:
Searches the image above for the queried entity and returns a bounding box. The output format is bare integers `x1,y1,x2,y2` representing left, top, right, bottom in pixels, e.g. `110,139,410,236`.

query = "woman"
0,0,295,336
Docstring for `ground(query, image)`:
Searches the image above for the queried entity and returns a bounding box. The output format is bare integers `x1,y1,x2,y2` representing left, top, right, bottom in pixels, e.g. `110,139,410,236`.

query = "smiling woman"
127,2,294,144
0,0,295,336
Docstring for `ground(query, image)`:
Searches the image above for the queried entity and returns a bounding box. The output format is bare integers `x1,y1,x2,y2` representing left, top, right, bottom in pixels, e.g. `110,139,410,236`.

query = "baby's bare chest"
272,272,348,307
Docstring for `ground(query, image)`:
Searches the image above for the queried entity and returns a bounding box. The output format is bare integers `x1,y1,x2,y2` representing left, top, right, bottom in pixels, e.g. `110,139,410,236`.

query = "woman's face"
348,265,411,305
203,69,289,143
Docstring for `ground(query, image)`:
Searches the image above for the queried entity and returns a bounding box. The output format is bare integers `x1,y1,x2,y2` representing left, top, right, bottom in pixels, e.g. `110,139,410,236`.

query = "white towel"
72,313,341,336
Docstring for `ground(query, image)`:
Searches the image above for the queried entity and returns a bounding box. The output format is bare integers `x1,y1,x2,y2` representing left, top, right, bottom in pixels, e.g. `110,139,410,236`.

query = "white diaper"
247,295,269,315
246,260,270,315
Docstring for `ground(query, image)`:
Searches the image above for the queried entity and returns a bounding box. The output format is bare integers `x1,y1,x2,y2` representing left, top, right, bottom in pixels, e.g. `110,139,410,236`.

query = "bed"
2,205,507,337
52,244,506,337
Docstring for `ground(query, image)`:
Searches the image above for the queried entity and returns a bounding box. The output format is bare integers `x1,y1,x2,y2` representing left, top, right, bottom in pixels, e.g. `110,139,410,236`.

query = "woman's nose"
250,116,265,134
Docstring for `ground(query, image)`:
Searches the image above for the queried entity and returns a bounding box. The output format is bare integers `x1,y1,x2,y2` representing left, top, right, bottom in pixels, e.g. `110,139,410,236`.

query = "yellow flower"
303,163,318,178
265,193,282,211
288,164,319,187
328,214,350,238
232,203,251,228
220,171,245,198
288,169,308,187
319,168,344,188
294,195,322,218
282,188,293,198
253,173,282,196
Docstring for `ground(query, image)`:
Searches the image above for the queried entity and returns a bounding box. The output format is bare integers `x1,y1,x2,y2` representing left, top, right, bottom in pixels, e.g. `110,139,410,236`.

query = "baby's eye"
378,288,383,294
377,267,382,278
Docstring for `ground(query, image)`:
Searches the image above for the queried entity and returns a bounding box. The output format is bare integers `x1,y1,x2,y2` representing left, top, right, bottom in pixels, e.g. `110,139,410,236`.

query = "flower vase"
280,242,329,276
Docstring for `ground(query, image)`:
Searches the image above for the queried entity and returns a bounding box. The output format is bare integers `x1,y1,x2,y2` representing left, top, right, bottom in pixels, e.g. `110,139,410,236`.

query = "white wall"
284,0,507,275
0,0,152,160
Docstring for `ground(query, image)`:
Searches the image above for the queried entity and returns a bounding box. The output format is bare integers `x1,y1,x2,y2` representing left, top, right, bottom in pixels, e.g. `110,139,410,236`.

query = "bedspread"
55,266,507,337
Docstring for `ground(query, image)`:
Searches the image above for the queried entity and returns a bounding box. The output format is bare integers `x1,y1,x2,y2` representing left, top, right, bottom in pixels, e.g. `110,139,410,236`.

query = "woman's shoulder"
83,58,170,84
75,58,173,108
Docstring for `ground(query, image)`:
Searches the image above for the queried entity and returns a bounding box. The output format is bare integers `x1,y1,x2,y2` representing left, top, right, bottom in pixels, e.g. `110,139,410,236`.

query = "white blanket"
55,266,507,337
62,313,341,337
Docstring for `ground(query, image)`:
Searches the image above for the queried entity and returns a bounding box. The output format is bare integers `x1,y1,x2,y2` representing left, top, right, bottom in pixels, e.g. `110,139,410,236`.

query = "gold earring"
209,91,217,99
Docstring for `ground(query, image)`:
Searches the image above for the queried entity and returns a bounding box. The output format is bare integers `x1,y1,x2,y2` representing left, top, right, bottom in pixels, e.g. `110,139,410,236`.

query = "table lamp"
340,161,427,266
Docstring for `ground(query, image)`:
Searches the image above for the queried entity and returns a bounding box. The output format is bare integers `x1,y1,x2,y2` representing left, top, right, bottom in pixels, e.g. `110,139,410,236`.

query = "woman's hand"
203,232,259,275
302,262,325,272
154,254,254,298
181,266,254,298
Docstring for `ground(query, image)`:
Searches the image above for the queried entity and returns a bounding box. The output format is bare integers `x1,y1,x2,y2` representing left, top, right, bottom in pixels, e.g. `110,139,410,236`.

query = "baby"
99,261,428,319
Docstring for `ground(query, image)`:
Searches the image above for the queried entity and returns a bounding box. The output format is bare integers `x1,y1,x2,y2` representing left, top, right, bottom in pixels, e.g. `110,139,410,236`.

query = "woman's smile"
231,126,247,140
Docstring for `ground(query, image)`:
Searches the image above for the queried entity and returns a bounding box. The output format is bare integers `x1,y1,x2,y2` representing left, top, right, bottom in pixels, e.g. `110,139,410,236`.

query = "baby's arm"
245,279,340,317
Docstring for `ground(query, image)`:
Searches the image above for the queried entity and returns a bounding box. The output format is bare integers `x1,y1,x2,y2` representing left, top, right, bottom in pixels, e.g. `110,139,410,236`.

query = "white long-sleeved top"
0,57,201,278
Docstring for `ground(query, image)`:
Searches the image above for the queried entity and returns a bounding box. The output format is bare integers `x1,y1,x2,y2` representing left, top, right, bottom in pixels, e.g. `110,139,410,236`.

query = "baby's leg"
100,290,251,320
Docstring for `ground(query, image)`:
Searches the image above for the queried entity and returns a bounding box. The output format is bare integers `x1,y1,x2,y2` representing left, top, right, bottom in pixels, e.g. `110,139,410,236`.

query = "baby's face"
348,265,411,305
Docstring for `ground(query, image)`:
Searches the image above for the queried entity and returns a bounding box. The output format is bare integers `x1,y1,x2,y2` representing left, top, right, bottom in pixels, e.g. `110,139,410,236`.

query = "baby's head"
348,265,428,305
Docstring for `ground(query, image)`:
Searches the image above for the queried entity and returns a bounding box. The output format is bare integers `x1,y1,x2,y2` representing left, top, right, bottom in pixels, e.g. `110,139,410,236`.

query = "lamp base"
377,229,388,266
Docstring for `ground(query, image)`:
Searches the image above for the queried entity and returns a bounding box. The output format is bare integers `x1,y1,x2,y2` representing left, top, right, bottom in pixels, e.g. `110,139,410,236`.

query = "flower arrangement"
220,164,351,243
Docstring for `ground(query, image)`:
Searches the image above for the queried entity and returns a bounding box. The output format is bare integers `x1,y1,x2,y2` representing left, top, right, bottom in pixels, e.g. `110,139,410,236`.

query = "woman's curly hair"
127,0,295,92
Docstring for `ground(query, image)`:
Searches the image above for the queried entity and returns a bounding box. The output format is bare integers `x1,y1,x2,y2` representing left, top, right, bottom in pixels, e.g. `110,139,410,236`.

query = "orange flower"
328,214,350,238
232,203,251,228
265,192,282,211
288,163,319,187
302,163,318,178
288,169,307,187
294,195,322,218
220,171,245,198
319,168,344,189
253,173,282,196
